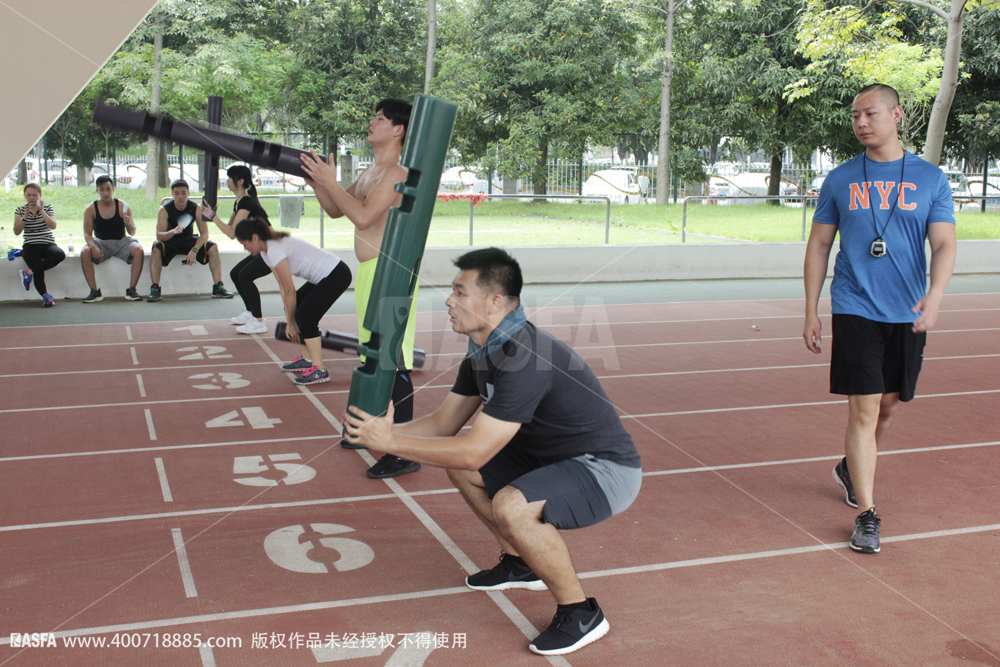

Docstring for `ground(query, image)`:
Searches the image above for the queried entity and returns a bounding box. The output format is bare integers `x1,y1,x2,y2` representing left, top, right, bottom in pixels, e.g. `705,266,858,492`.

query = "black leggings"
294,261,353,340
391,370,414,424
21,243,66,296
231,254,271,318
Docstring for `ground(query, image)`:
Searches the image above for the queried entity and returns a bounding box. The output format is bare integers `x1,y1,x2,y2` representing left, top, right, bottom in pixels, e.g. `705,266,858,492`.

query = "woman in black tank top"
202,164,273,334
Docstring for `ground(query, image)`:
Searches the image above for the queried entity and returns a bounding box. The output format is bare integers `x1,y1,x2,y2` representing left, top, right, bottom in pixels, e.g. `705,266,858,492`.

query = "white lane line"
136,374,146,398
155,458,172,502
624,388,1000,419
126,326,133,341
2,376,998,417
145,409,157,441
171,528,198,598
3,521,999,647
4,323,998,354
199,644,216,667
249,335,571,667
3,298,997,335
641,440,1000,477
0,489,459,533
0,348,994,381
598,354,1000,380
0,359,356,380
0,435,336,463
130,347,139,366
0,390,337,415
6,438,996,532
579,522,1000,580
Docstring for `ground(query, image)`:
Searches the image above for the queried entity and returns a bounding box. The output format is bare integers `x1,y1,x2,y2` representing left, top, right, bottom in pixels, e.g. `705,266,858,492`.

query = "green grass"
3,186,997,251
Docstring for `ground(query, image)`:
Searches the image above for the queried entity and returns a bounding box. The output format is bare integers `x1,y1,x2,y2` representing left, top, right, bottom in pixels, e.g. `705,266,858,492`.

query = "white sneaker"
231,310,254,325
236,320,268,335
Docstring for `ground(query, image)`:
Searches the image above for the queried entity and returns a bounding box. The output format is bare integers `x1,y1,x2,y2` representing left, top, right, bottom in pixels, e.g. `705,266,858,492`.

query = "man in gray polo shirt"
344,247,642,657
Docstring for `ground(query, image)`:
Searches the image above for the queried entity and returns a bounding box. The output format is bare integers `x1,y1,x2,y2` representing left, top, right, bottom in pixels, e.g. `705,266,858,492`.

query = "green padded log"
345,95,458,427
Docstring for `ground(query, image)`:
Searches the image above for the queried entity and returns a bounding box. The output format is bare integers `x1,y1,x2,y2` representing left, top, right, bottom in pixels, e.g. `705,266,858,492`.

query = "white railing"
210,193,614,247
681,195,819,243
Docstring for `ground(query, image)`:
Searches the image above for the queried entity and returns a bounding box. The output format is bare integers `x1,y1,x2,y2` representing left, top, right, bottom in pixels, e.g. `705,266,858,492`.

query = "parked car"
967,176,1000,205
728,172,799,204
439,166,479,194
37,160,77,187
120,163,147,189
703,175,735,205
254,166,309,191
807,175,827,196
944,170,972,201
582,168,645,204
7,158,37,184
169,164,200,186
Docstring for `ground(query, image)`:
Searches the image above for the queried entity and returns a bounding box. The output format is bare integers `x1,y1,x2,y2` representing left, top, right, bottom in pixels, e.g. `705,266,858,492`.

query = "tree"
286,0,426,157
796,0,1000,166
87,0,300,197
944,7,1000,166
434,0,642,194
693,0,837,201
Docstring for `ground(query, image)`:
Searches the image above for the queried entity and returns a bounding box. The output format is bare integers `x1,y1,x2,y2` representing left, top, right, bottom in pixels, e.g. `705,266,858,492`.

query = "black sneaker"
833,457,858,508
212,282,235,298
466,552,548,591
850,508,881,553
147,284,162,302
125,287,143,301
529,598,609,656
366,454,420,479
82,288,103,303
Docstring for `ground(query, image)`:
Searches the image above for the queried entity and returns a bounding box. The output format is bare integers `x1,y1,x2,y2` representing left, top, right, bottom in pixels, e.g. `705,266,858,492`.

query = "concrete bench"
0,247,356,302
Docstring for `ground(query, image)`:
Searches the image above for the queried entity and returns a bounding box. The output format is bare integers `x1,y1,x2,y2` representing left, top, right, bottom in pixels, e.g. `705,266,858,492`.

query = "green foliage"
432,0,642,190
792,0,957,155
684,0,847,186
945,8,1000,162
285,0,426,153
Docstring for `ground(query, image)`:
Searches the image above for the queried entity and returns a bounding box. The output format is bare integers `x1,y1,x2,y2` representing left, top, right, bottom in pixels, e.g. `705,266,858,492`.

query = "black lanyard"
862,152,906,257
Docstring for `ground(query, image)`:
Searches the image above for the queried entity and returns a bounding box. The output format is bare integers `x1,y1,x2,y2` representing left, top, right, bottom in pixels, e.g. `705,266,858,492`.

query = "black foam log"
93,102,324,179
274,322,426,369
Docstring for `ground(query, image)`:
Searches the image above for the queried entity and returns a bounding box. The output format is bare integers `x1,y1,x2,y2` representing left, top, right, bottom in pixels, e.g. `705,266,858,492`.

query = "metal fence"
10,147,998,212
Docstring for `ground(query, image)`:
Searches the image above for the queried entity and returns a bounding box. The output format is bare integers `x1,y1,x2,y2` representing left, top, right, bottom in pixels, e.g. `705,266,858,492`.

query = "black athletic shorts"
830,313,926,402
153,238,215,266
479,443,641,530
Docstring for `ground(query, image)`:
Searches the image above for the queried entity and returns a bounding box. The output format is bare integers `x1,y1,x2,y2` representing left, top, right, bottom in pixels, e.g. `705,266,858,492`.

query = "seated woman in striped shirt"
14,183,64,307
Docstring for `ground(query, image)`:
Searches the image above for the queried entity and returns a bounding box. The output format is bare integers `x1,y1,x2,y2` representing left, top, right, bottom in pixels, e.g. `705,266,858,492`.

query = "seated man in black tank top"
80,175,144,303
147,180,234,302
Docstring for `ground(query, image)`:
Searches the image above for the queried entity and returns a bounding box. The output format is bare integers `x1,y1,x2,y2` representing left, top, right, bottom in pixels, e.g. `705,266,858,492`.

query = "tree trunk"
656,0,674,205
424,0,436,94
767,152,783,206
533,138,548,196
17,159,27,185
145,22,163,201
158,139,169,188
921,0,965,166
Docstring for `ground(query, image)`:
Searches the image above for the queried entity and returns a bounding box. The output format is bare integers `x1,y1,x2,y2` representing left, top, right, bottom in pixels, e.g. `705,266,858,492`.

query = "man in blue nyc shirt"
803,83,957,554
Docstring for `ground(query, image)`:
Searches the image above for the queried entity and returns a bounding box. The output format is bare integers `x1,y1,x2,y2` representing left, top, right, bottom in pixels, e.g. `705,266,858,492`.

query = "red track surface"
1,295,998,666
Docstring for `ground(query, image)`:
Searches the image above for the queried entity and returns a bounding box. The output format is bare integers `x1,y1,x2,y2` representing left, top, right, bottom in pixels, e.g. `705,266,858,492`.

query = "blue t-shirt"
813,152,955,323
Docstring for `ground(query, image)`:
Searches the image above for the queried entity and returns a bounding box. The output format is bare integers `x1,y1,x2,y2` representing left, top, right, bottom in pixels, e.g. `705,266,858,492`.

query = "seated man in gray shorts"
81,175,144,302
344,247,642,657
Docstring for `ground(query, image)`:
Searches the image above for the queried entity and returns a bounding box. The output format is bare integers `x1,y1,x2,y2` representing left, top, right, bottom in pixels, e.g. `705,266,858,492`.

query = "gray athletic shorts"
480,445,642,530
90,237,141,265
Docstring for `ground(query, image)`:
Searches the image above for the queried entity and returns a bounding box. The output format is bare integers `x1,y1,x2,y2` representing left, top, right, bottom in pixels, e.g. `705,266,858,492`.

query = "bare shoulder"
369,163,407,196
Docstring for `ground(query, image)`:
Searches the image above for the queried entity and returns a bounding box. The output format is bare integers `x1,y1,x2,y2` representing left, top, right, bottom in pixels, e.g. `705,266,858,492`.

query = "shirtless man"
299,98,422,480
